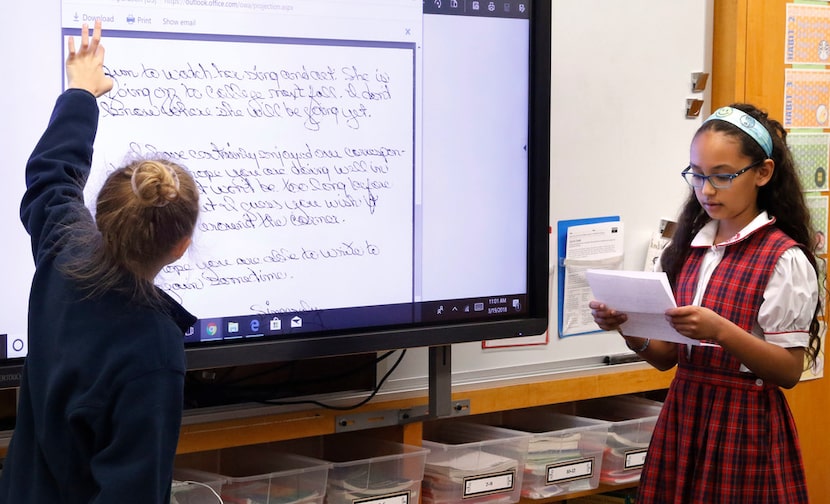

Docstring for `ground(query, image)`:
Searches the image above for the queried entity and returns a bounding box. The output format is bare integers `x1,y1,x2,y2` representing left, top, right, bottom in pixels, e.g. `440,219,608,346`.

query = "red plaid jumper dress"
636,224,810,503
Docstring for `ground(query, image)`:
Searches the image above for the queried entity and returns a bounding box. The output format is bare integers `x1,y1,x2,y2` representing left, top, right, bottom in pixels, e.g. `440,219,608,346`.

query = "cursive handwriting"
102,59,395,131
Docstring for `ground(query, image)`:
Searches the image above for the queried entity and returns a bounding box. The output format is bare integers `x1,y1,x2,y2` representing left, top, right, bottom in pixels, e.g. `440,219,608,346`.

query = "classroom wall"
0,0,713,391
384,0,715,391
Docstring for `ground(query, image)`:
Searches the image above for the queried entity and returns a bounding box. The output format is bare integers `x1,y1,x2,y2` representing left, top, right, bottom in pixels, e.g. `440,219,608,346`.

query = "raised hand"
66,19,113,97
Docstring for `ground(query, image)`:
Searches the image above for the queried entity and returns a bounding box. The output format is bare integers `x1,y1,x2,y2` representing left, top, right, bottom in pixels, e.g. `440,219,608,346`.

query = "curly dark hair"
660,103,822,368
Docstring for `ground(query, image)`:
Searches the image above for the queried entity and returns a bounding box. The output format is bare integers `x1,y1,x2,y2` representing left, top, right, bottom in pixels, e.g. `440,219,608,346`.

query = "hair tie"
129,167,141,197
166,165,181,191
704,106,773,158
130,163,181,207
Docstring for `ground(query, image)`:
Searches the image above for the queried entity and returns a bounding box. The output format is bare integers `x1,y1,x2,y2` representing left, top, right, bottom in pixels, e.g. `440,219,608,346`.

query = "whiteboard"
383,0,714,391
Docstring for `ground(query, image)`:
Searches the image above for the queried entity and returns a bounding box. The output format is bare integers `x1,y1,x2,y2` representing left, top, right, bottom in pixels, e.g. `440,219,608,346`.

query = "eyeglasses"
680,160,763,189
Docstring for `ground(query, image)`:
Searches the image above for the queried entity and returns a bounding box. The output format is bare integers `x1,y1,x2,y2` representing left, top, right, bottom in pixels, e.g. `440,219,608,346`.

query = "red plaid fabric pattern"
637,224,809,503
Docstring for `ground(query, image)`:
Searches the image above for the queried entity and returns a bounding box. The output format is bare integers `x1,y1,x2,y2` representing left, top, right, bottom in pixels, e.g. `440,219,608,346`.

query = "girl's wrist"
624,336,651,353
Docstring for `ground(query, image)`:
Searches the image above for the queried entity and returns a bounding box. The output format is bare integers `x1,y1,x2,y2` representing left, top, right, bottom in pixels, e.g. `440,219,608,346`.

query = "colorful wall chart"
786,4,830,65
784,2,830,381
784,68,830,129
790,132,830,192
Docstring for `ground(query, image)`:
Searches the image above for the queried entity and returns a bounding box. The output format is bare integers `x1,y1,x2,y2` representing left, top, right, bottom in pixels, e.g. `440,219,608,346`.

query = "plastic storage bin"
172,467,224,504
498,409,611,499
313,437,430,504
170,479,224,504
421,421,531,504
553,395,663,485
175,446,331,504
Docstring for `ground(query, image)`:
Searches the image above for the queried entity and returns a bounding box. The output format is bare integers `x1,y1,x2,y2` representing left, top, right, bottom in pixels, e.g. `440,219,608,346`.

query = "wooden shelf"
177,363,674,454
535,482,639,502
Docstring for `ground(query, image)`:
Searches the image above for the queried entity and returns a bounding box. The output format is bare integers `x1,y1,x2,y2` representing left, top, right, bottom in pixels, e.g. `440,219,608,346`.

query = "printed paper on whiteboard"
560,221,624,336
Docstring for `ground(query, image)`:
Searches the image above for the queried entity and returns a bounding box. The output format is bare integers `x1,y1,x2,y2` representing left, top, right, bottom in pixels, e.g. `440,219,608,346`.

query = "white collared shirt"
689,211,817,352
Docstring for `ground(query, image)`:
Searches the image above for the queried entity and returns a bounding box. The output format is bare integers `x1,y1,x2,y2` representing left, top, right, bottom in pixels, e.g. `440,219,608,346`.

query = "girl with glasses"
590,103,821,502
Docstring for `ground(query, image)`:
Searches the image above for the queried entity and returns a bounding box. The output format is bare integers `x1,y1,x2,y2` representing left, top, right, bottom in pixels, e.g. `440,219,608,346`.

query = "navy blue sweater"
0,89,196,503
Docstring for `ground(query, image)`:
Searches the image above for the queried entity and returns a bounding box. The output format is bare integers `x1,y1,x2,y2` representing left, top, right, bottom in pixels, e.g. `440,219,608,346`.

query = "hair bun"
129,160,181,207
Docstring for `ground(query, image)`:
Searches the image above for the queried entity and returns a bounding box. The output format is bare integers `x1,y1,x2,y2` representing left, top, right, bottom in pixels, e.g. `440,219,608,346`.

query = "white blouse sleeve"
758,246,819,348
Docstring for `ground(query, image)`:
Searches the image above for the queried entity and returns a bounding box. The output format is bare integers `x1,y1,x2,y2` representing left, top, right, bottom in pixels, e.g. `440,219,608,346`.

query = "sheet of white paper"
585,269,702,346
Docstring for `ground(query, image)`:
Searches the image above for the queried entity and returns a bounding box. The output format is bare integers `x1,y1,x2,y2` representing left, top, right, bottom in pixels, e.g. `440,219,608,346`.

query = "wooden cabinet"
712,2,830,501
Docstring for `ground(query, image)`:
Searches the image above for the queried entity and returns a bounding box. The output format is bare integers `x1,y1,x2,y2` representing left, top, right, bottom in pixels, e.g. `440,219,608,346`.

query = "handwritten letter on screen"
85,35,416,318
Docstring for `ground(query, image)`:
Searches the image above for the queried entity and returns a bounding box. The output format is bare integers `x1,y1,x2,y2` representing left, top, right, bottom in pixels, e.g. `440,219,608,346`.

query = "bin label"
546,457,594,484
624,448,648,470
463,470,515,498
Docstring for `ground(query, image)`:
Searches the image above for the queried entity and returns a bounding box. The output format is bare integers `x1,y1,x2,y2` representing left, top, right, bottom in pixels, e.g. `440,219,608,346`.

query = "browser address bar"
75,0,418,17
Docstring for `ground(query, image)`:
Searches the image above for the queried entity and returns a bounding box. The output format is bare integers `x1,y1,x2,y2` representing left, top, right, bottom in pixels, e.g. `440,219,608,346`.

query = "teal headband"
703,107,773,158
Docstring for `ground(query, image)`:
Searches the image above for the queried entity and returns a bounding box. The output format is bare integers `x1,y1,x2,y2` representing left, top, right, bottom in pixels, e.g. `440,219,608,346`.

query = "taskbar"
184,293,528,344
